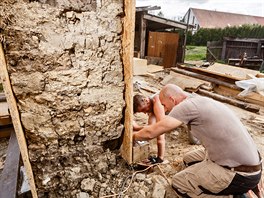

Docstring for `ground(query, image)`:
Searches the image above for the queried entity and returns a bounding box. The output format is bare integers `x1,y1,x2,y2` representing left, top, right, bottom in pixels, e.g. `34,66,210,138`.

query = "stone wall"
0,0,126,197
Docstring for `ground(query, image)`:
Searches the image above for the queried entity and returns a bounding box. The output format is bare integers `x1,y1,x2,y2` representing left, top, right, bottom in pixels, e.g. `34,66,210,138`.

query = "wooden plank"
171,68,241,90
163,32,179,68
0,125,12,138
139,13,146,58
197,89,260,113
0,93,6,102
133,58,148,76
0,102,9,117
147,32,157,58
147,64,164,73
256,73,264,78
0,44,38,197
0,116,11,126
161,71,210,91
0,129,20,198
207,63,260,80
213,85,264,107
143,14,187,29
178,64,239,83
121,0,135,164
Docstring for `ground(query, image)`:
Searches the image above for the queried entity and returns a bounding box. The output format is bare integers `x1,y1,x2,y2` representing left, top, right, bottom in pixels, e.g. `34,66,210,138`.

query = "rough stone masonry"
0,0,127,197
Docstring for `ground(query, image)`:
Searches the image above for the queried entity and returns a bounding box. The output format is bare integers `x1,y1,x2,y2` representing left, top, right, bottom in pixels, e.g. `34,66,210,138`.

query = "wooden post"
0,44,38,197
182,8,190,63
121,0,135,164
221,40,227,61
257,41,261,57
139,13,147,59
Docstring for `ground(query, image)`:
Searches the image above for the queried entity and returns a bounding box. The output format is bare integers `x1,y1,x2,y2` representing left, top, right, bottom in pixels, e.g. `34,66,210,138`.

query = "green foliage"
187,24,264,46
185,45,206,61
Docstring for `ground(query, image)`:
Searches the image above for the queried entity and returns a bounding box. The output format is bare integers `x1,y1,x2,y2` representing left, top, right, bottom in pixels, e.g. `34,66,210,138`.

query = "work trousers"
172,148,261,198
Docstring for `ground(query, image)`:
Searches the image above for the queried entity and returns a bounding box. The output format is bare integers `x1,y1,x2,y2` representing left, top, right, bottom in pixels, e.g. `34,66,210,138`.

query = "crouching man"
133,84,262,197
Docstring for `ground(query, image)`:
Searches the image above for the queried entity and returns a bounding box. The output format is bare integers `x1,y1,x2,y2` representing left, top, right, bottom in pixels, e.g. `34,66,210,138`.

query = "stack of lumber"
163,63,264,113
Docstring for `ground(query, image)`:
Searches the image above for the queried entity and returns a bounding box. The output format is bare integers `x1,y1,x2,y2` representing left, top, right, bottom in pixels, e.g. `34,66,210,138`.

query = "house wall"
0,0,127,197
183,9,200,34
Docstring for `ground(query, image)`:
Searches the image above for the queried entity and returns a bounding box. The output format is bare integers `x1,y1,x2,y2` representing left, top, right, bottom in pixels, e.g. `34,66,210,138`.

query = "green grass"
185,45,206,61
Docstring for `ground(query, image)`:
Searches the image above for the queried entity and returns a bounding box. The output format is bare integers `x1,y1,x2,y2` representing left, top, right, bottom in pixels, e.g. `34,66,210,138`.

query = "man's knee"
172,184,191,198
182,148,205,166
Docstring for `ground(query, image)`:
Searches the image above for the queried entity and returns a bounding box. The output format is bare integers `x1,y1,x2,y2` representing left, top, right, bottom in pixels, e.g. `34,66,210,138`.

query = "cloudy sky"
136,0,264,20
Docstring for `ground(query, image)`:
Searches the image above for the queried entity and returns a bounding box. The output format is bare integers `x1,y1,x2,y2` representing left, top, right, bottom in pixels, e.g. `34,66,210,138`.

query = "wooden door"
147,32,179,68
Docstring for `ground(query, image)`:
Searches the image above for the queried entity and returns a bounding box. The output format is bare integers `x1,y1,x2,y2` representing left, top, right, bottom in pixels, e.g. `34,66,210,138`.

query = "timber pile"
167,63,264,113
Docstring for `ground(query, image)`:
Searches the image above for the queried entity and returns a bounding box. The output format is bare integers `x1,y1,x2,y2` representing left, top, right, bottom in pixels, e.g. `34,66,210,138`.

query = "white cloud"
136,0,264,20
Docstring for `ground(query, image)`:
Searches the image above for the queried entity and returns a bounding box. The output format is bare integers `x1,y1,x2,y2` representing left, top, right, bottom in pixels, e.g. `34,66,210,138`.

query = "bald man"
133,84,262,197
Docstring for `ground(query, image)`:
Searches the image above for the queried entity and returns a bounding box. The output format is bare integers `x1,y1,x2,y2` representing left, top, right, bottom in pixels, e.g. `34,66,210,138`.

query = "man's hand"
153,95,165,121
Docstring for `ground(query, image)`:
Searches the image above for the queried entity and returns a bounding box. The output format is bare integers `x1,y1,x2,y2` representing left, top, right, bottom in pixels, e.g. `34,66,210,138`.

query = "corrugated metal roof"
191,8,264,28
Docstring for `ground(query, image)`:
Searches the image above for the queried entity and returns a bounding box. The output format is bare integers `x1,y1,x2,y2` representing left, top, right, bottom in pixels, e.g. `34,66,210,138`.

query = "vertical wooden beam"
121,0,135,164
182,8,190,63
257,41,261,57
139,13,146,59
221,40,227,61
0,44,38,197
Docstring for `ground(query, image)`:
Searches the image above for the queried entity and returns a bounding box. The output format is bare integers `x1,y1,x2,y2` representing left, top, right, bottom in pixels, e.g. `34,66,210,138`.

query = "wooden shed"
135,6,190,68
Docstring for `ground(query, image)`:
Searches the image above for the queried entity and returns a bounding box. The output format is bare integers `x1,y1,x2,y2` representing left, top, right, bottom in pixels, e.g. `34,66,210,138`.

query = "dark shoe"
148,156,163,164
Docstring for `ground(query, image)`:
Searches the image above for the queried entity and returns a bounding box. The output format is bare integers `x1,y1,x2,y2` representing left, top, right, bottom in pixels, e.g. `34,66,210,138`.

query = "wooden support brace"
0,44,38,197
120,0,135,164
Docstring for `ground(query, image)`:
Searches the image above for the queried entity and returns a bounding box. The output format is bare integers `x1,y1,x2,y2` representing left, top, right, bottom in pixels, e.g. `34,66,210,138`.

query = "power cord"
99,163,176,198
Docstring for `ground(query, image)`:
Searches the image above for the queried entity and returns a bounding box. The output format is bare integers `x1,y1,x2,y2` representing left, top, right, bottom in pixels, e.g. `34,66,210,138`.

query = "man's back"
169,94,259,167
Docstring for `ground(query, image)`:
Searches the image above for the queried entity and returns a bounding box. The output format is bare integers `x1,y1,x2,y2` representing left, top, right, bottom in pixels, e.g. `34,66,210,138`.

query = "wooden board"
0,44,38,197
0,125,12,138
0,129,20,198
121,0,135,164
133,58,148,75
214,85,264,107
0,102,9,117
147,64,164,73
0,101,11,126
207,63,260,80
161,71,210,91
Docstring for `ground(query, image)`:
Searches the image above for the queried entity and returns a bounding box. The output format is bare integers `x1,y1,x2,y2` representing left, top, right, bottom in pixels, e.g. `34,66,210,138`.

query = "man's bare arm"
133,116,182,141
152,95,165,121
